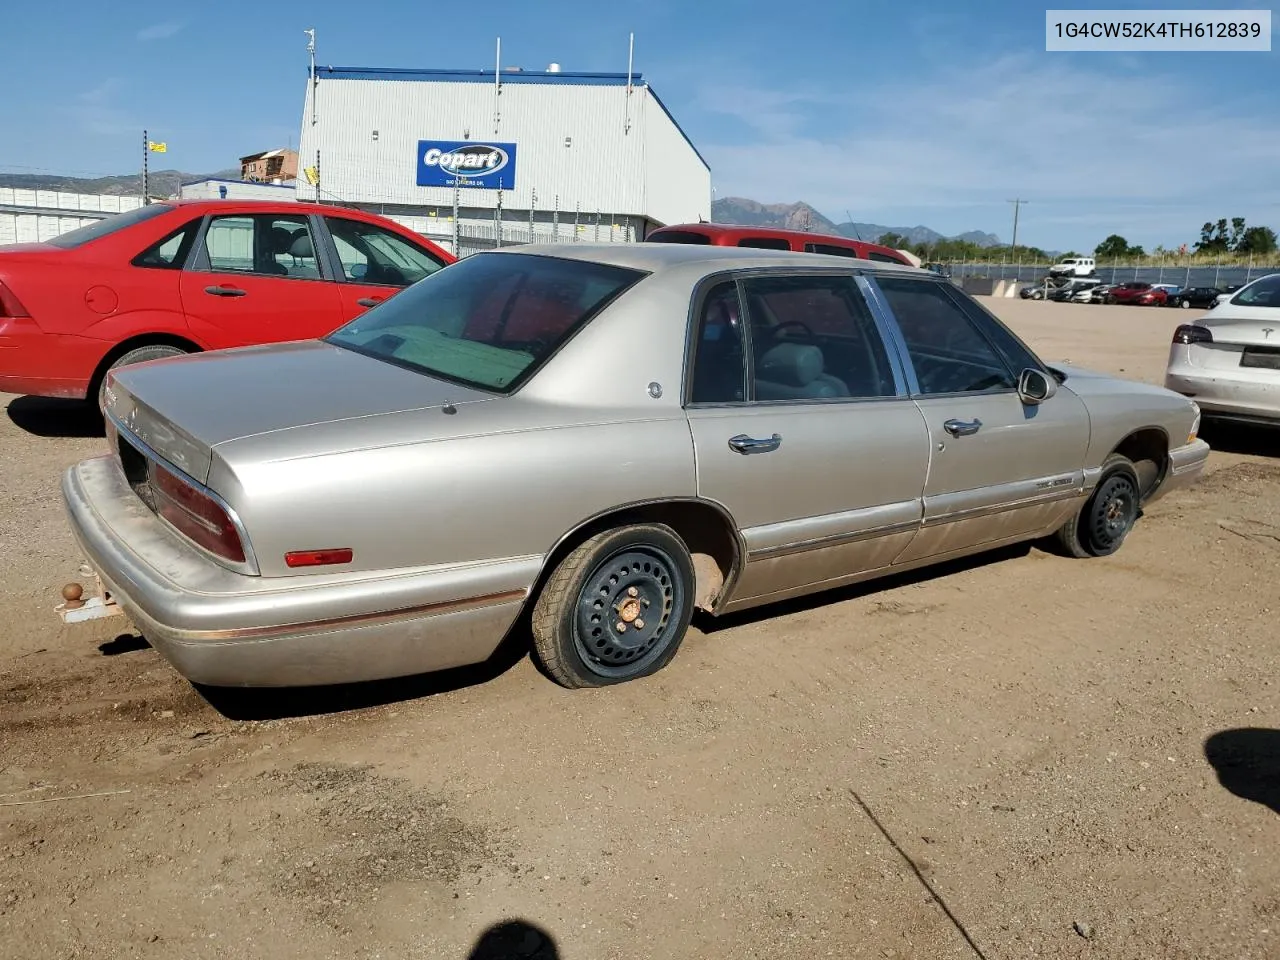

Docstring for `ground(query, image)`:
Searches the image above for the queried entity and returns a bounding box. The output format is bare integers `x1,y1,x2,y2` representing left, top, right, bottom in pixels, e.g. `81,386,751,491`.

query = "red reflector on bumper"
285,548,354,568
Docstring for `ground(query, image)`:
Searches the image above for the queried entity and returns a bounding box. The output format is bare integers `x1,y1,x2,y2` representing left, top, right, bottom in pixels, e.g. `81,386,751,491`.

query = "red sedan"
0,199,454,404
1105,281,1168,306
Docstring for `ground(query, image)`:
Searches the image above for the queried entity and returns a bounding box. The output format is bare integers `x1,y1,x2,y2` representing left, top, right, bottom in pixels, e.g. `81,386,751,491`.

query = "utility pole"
1007,198,1028,254
142,129,149,204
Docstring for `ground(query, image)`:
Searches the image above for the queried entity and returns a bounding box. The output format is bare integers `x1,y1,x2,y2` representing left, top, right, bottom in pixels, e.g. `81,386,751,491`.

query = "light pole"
1007,198,1028,255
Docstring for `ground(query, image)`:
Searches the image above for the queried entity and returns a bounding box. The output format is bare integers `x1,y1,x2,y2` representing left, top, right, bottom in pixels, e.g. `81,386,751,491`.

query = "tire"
1055,454,1142,558
1180,299,1191,308
95,344,190,410
531,523,696,689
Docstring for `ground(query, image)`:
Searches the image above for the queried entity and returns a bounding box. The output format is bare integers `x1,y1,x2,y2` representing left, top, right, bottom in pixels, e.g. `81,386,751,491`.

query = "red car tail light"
285,548,354,568
1173,324,1213,345
0,280,31,318
150,462,247,564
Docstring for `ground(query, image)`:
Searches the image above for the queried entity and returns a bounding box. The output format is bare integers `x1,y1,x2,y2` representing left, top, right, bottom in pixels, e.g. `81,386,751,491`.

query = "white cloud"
137,22,182,42
696,53,1280,248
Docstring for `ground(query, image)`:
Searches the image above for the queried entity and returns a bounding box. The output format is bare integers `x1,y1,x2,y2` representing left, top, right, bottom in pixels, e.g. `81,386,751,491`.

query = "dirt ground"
1,298,1277,960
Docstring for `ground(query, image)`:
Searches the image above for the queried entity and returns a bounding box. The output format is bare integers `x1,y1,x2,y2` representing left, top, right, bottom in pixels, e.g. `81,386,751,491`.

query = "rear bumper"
61,455,537,687
1145,438,1211,505
0,321,102,399
1165,356,1280,422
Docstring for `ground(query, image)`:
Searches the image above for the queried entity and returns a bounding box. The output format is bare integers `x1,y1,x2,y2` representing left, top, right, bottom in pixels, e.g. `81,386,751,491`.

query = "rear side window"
327,253,646,393
867,251,906,263
804,242,859,258
646,230,712,244
46,204,175,249
200,214,322,279
132,218,201,270
1231,275,1280,307
737,237,792,250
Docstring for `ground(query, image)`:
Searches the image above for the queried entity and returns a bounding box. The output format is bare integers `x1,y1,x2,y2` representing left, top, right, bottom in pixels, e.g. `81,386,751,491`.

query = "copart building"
294,60,711,256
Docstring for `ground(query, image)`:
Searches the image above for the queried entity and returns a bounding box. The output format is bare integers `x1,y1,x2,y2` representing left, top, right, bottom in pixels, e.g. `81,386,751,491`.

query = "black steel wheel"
1054,454,1142,558
531,523,695,688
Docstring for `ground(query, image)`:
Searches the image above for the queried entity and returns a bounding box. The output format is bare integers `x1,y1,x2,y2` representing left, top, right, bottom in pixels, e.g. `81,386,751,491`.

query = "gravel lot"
1,298,1277,960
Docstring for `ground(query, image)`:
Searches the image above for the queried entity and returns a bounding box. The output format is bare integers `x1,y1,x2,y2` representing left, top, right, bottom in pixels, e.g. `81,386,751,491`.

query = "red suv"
0,199,454,404
645,222,914,266
1105,282,1167,306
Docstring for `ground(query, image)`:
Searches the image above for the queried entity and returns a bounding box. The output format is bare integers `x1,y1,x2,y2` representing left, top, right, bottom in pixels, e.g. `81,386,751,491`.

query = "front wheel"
531,523,696,688
1055,454,1142,558
1180,299,1191,308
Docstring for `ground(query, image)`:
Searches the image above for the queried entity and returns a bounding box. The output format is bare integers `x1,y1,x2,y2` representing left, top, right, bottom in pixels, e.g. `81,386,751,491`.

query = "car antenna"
846,211,862,241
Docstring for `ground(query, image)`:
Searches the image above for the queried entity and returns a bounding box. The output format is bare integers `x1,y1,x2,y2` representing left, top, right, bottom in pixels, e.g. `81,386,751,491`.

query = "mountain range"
0,169,240,198
709,197,1002,248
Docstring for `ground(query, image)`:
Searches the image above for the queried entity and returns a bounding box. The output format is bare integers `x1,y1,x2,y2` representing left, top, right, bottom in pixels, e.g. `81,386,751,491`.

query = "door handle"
943,418,983,437
728,433,782,454
355,297,384,308
204,285,246,297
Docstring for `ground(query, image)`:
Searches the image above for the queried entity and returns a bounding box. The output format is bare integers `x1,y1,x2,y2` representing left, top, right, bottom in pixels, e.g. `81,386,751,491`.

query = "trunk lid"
1197,313,1280,348
103,339,496,484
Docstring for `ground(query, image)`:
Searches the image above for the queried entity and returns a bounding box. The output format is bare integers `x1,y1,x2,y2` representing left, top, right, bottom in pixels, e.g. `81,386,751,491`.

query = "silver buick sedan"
61,244,1209,689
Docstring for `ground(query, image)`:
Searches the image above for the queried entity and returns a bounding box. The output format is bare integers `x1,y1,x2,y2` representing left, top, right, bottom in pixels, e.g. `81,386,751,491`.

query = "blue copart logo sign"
416,140,517,188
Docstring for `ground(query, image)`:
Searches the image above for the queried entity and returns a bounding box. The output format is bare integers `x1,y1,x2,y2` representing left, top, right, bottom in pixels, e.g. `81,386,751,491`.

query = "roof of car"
484,242,930,276
650,221,901,248
157,198,375,217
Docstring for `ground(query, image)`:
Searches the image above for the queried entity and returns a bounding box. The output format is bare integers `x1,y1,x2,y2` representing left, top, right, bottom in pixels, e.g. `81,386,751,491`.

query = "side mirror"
1017,367,1057,405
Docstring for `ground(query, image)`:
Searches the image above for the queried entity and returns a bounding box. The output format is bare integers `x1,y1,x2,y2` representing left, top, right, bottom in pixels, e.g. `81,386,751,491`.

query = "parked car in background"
0,199,455,405
1212,283,1245,307
1168,286,1223,309
1165,273,1280,427
1020,277,1067,300
1089,283,1118,303
645,222,914,266
1107,282,1168,306
1049,256,1097,277
61,243,1207,691
1046,278,1102,302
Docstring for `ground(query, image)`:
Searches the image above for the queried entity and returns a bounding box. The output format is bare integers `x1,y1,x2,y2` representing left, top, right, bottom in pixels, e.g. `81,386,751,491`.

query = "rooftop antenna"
624,32,634,134
305,28,316,126
846,211,863,241
493,37,502,135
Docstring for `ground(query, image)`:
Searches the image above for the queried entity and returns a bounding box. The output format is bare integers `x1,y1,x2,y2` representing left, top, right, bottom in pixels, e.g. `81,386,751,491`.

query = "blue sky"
1,0,1275,251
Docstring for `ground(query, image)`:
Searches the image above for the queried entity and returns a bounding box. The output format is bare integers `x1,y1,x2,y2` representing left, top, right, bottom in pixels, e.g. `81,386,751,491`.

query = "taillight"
1173,324,1213,345
150,462,246,564
0,280,31,318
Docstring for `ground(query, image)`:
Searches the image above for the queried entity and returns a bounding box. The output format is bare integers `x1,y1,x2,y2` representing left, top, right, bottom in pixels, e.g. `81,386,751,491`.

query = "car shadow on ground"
1200,420,1280,459
1203,728,1280,815
465,919,560,959
5,395,103,438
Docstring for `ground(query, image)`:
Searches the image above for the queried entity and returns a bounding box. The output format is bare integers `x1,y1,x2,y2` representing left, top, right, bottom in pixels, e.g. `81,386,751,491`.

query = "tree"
1237,225,1278,256
1095,234,1132,259
1229,217,1247,250
1197,219,1230,253
877,232,908,248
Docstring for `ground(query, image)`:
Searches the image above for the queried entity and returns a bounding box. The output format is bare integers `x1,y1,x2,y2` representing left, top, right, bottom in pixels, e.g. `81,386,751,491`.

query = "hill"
710,196,1001,248
0,168,241,198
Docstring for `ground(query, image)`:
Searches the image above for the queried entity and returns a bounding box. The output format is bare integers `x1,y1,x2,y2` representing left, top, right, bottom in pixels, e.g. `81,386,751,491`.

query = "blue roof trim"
312,66,711,174
315,66,642,86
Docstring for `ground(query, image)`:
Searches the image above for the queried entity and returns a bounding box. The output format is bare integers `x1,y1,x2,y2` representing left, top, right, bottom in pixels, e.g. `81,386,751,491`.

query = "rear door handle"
356,296,384,308
728,433,782,454
204,285,246,297
943,418,982,437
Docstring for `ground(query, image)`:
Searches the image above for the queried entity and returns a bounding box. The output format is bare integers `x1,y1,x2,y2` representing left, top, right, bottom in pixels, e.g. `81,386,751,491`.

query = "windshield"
326,252,647,393
46,203,175,248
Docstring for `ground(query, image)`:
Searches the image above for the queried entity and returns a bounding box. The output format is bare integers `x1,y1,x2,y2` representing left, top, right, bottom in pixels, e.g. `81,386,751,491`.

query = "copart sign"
415,140,517,189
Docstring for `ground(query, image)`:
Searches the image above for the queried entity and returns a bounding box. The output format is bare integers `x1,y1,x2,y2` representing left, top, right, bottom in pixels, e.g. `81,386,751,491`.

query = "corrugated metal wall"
295,76,710,227
0,189,144,246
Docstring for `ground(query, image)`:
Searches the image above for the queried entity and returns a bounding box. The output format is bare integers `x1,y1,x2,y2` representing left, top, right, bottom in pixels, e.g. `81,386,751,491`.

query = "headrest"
756,341,823,387
288,232,314,258
270,226,295,252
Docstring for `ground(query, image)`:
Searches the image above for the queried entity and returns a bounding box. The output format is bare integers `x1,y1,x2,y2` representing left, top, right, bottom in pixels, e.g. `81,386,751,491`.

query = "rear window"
46,203,175,249
646,230,712,244
326,253,646,394
737,237,792,250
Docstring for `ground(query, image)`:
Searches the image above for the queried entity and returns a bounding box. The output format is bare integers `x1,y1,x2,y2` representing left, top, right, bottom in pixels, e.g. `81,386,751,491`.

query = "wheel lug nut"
616,622,626,632
627,586,638,597
634,618,645,629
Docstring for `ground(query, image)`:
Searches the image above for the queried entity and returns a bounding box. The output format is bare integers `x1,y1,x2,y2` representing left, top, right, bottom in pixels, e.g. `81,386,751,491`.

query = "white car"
1164,273,1280,426
1049,256,1096,277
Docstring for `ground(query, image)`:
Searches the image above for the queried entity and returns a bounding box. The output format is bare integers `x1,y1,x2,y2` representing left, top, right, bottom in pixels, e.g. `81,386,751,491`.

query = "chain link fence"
936,257,1280,289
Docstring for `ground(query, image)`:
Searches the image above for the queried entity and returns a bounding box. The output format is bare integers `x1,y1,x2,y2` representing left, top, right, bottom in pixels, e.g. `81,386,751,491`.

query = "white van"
1049,256,1096,277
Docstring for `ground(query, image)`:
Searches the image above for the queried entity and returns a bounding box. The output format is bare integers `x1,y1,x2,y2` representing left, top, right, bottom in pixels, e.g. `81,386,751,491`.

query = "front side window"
741,275,897,400
327,253,645,393
201,214,322,279
325,216,446,287
874,276,1016,395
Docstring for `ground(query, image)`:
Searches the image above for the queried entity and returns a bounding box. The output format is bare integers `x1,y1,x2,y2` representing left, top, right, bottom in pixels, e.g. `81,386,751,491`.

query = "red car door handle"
204,285,247,297
356,296,384,307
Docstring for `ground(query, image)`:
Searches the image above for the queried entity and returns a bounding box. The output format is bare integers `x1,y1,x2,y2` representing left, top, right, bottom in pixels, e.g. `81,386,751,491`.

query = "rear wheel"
531,523,695,689
94,344,190,411
1055,454,1142,558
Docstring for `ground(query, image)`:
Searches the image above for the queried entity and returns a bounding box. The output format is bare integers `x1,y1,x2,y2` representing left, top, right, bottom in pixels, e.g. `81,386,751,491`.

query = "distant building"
294,62,710,256
239,148,299,184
